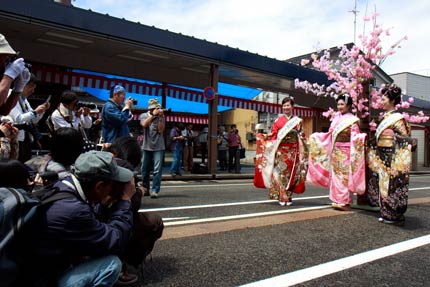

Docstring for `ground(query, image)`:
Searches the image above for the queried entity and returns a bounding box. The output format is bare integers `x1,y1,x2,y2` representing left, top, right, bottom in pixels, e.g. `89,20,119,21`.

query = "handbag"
239,146,246,159
79,124,97,153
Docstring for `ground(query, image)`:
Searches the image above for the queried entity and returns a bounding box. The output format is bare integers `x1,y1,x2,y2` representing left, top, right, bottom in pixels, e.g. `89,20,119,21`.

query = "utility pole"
349,0,359,43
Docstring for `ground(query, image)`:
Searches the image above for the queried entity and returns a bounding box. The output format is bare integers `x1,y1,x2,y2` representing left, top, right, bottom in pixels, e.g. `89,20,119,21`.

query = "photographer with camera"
9,74,49,162
139,98,165,198
50,90,92,132
15,151,135,287
0,34,31,116
101,85,133,146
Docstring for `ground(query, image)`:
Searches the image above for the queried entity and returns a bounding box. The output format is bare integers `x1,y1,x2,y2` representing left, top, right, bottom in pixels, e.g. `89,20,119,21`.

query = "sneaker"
150,192,158,198
116,271,138,285
286,201,293,206
170,172,176,177
278,201,286,206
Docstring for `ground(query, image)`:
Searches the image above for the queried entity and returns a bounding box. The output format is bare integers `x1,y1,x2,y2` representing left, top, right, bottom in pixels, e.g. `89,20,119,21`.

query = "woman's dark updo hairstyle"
282,96,294,106
336,94,353,106
381,84,402,105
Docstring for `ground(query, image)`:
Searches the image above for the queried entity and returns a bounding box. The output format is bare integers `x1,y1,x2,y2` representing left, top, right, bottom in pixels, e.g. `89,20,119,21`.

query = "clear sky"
73,0,430,77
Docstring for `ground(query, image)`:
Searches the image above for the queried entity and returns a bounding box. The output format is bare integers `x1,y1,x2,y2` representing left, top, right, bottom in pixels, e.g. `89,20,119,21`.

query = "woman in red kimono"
254,97,308,206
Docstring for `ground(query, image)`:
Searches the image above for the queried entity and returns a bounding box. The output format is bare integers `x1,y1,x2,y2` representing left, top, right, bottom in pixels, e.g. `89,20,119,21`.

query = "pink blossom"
301,59,310,66
369,121,377,131
401,102,410,109
408,97,414,103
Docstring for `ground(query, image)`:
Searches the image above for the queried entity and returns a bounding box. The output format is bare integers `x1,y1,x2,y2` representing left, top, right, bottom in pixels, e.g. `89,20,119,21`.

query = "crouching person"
109,136,164,284
16,151,135,287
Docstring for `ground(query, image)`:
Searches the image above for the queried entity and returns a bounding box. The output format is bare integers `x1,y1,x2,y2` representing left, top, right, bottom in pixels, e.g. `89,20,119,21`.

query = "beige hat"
0,34,16,55
148,98,161,109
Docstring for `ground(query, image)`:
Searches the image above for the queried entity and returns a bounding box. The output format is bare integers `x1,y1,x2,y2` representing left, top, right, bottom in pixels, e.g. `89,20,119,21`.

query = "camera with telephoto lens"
76,102,99,113
157,107,171,113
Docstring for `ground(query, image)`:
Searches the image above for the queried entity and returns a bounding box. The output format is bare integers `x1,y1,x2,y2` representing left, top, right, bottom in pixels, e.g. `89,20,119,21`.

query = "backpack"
0,185,76,287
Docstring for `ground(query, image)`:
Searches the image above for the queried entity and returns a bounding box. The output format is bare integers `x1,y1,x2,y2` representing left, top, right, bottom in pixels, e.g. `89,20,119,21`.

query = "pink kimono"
307,112,366,205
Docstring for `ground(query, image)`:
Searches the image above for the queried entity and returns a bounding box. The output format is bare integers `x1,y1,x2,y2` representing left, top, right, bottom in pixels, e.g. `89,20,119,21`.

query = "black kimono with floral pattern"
367,112,414,221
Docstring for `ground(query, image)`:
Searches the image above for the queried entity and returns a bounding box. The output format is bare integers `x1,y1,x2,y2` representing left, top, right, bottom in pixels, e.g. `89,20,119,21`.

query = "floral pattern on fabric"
308,136,329,171
367,114,411,221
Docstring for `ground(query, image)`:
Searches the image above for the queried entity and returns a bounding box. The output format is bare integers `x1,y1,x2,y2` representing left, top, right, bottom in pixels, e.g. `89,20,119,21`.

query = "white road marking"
163,205,331,226
139,195,329,212
239,234,430,287
410,187,430,191
162,217,193,221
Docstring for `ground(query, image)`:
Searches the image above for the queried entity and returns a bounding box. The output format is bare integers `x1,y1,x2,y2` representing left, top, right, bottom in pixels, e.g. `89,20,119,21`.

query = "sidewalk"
158,161,255,181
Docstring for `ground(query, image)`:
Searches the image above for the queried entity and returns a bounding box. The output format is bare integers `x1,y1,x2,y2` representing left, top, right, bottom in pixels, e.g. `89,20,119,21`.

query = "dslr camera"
76,102,99,113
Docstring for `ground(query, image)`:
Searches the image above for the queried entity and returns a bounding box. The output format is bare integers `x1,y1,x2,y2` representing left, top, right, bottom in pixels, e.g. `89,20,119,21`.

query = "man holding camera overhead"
101,85,133,146
0,33,31,116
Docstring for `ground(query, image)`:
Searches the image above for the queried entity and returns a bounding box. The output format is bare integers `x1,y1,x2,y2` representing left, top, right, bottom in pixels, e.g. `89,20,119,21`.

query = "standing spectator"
15,151,135,287
217,126,228,171
0,33,30,116
9,74,49,162
169,123,185,176
101,85,133,145
50,90,92,131
198,126,208,163
227,124,241,172
182,123,195,172
140,98,165,198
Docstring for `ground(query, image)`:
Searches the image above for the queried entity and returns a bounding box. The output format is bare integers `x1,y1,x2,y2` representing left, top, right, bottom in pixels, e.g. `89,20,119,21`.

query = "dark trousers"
228,146,239,171
218,149,227,170
200,142,207,163
18,133,32,163
123,189,164,267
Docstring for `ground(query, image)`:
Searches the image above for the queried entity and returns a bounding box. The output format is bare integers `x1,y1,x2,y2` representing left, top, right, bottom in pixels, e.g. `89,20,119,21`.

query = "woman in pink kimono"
254,97,308,206
307,95,367,211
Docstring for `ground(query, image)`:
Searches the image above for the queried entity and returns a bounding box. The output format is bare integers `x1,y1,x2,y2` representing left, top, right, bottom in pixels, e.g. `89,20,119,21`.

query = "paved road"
128,175,430,287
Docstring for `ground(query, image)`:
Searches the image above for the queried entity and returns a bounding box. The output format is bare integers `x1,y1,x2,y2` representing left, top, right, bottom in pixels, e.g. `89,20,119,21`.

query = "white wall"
411,128,425,167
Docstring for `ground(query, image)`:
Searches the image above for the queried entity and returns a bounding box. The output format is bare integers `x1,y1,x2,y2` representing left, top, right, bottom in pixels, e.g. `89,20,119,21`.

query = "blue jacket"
101,100,131,143
18,176,133,286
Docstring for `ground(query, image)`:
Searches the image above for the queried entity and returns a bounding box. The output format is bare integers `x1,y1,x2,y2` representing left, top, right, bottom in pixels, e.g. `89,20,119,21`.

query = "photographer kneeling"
16,151,135,287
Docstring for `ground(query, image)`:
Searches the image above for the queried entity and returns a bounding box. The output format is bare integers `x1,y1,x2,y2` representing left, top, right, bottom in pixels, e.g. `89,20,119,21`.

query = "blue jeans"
141,150,164,193
57,255,121,287
170,147,183,174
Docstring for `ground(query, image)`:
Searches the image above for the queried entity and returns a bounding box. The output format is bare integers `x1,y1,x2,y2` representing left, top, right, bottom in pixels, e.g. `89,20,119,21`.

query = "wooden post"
356,80,371,206
208,64,219,176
